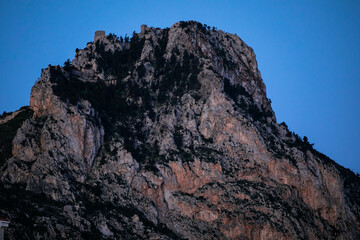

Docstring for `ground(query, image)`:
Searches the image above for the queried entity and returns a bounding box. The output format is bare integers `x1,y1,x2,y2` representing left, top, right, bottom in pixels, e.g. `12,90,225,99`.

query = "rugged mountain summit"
1,21,359,239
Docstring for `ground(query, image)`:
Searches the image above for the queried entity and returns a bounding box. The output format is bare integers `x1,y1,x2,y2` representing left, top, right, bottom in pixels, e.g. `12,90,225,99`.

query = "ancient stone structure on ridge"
94,30,105,42
140,24,147,34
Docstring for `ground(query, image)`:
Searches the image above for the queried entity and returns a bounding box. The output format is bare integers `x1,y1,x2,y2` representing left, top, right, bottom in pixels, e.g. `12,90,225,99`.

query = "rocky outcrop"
0,21,359,239
2,67,104,202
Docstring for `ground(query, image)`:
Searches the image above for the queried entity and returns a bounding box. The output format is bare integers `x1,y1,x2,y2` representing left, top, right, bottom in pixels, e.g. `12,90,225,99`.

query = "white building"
0,219,9,240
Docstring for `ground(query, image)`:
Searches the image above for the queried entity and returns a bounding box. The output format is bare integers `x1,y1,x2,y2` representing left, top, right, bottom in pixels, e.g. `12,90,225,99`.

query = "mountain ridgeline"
0,21,359,239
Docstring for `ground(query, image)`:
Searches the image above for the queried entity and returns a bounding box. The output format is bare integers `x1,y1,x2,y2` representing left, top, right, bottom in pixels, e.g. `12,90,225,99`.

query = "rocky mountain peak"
71,20,272,117
0,21,359,239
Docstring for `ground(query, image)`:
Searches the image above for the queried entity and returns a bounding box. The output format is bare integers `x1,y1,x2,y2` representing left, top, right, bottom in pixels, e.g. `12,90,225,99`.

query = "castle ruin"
94,31,105,42
141,25,147,34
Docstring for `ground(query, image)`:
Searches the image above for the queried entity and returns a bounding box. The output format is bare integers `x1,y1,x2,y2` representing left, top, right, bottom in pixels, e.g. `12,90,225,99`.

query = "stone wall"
94,31,105,42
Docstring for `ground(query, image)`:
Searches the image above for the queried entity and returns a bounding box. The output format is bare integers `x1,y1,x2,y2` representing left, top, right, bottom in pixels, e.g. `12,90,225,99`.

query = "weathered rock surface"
0,21,359,239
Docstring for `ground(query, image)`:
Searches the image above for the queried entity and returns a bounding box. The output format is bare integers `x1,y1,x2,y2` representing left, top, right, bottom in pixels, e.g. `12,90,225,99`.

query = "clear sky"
0,0,359,173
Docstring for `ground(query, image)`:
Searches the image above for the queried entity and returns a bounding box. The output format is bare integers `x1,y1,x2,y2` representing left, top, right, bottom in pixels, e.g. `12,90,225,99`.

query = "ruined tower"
94,31,105,42
140,24,147,34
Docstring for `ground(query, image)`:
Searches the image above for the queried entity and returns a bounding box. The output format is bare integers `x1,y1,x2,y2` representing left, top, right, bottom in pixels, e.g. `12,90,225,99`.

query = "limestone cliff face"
0,21,359,240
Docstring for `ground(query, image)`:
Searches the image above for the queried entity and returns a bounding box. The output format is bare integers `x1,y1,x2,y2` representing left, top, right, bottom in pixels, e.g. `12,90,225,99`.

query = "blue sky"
0,0,359,173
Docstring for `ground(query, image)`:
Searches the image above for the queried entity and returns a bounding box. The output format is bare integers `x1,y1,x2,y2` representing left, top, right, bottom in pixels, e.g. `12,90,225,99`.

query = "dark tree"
63,59,72,72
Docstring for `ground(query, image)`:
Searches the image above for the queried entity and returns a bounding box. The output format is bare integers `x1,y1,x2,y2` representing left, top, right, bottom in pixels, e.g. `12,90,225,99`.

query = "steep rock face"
0,21,359,240
2,68,104,202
